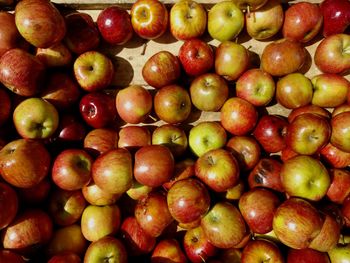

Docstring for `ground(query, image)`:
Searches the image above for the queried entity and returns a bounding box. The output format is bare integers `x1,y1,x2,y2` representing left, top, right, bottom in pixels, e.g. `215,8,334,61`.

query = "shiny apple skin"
241,239,284,263
84,128,118,157
320,0,350,37
118,125,151,151
288,104,331,123
330,111,350,152
320,142,350,168
151,239,187,263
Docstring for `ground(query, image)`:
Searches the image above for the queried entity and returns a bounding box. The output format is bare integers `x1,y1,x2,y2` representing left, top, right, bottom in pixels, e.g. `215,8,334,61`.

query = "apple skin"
287,248,330,263
142,50,181,89
201,202,247,249
286,113,331,156
0,48,46,97
195,148,240,192
163,158,195,190
232,0,268,11
208,1,244,42
116,85,152,124
179,39,214,77
342,196,350,227
54,113,87,144
1,209,53,253
134,145,174,187
0,182,18,230
288,104,331,123
151,239,187,263
189,73,228,112
241,239,284,263
282,2,323,43
261,38,307,77
14,0,66,48
333,103,350,116
314,33,350,75
64,12,100,54
320,142,350,168
253,114,288,153
36,42,72,68
0,87,11,127
327,243,350,263
272,197,324,250
248,158,284,192
167,178,210,224
154,84,192,124
170,0,207,40
330,111,350,152
81,204,121,242
74,51,114,92
226,136,260,171
83,236,127,263
320,0,350,37
215,41,250,82
51,149,93,191
281,155,330,201
92,148,133,195
311,73,350,108
0,139,50,188
134,191,173,237
97,6,133,45
0,250,25,263
326,168,350,204
84,128,118,157
221,97,258,136
276,73,313,109
188,121,227,157
130,0,168,40
245,0,284,40
238,188,280,234
82,181,121,206
47,252,81,263
118,125,151,151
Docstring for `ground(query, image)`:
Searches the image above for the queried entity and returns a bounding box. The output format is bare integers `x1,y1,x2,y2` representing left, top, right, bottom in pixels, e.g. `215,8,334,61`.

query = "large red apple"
320,0,350,37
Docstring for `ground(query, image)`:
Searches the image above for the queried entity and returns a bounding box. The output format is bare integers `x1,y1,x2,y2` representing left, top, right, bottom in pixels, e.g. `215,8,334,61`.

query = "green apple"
13,97,59,139
328,244,350,263
189,121,227,157
208,1,244,42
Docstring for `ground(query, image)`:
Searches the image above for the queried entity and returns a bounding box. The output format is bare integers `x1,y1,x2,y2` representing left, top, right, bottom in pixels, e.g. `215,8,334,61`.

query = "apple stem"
246,5,251,18
141,41,148,55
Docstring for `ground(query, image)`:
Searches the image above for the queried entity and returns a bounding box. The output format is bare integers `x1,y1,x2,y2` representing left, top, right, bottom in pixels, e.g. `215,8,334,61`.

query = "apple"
163,158,195,190
35,42,72,68
79,91,117,129
84,128,118,156
215,41,250,81
221,97,258,136
118,125,151,151
46,224,87,258
188,121,227,157
190,73,228,112
64,12,100,54
16,177,51,206
1,209,53,253
48,188,87,226
287,248,331,263
142,50,181,89
82,181,121,206
195,148,240,192
282,2,323,43
261,38,307,77
314,33,350,74
183,225,218,263
226,135,260,171
333,103,350,116
241,239,284,263
134,145,174,187
81,204,121,242
330,111,350,152
320,142,350,168
151,124,188,158
74,50,114,92
201,202,247,249
97,6,133,45
276,73,313,109
119,216,156,256
47,252,81,263
0,182,18,230
0,250,25,263
54,113,87,144
0,139,50,188
116,85,153,124
252,114,288,153
0,87,11,127
92,148,133,195
83,236,127,263
320,0,350,37
126,180,153,201
286,113,331,155
288,104,331,123
245,0,284,40
272,197,324,249
342,196,350,227
236,68,275,107
151,239,187,263
179,39,214,77
232,0,268,11
130,0,168,40
248,158,284,192
207,1,244,42
169,0,207,40
14,0,66,48
327,243,350,263
327,168,350,204
0,48,46,97
311,73,350,108
238,188,280,234
135,191,173,237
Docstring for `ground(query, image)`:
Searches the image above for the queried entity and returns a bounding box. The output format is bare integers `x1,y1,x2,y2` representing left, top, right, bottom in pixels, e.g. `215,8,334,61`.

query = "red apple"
327,168,350,204
288,104,331,123
47,252,81,263
84,128,118,157
330,111,350,152
151,239,187,263
320,0,350,37
287,248,330,263
0,87,11,127
54,113,86,143
163,158,195,190
118,125,151,151
241,239,284,263
0,182,18,230
0,250,25,263
16,177,51,205
35,42,72,68
320,142,350,168
333,103,350,116
342,196,350,227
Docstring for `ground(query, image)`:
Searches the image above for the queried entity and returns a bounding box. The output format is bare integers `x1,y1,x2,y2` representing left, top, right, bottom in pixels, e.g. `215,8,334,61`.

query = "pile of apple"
0,0,350,262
